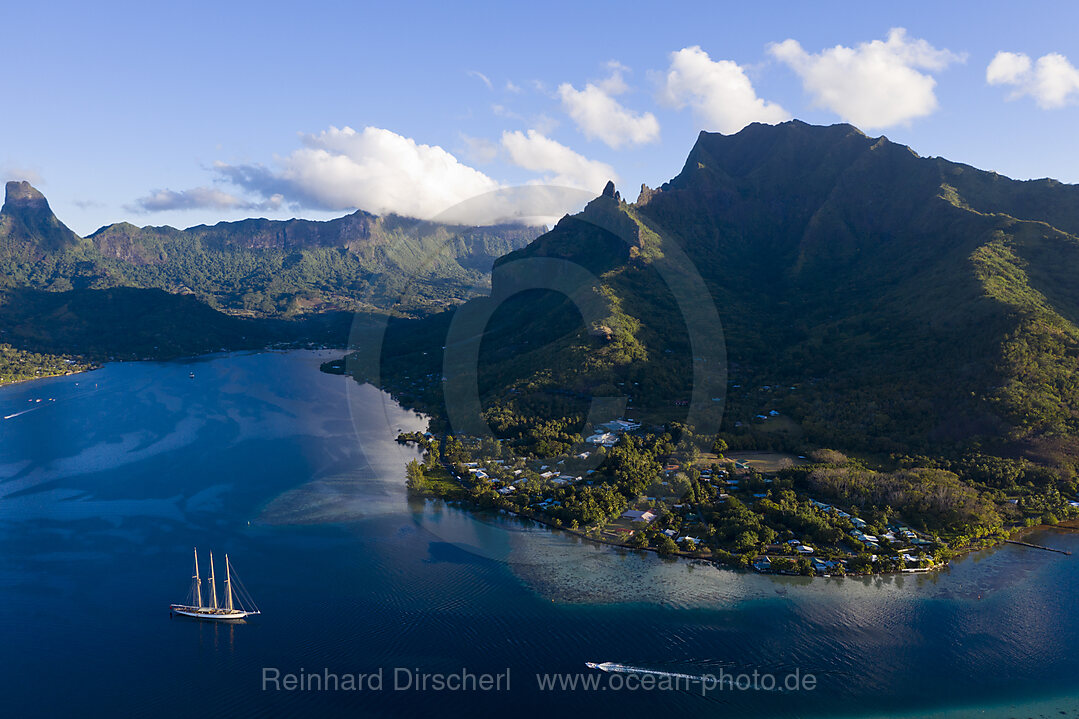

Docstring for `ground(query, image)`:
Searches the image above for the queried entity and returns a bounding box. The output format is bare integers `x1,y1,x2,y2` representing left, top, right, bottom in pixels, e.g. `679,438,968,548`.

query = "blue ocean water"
1,350,1077,718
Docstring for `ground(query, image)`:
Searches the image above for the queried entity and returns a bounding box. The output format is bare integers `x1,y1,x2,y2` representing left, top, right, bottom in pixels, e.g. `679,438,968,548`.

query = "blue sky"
4,1,1079,234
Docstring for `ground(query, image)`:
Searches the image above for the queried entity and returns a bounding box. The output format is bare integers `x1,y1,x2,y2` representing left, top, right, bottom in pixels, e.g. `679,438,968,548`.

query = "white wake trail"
590,662,710,682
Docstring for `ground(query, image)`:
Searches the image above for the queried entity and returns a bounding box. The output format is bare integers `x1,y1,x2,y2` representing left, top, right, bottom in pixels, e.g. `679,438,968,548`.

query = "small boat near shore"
170,548,260,621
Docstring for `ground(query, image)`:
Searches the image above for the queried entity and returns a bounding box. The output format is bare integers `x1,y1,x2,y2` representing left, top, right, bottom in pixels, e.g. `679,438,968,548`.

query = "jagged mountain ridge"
357,120,1079,470
0,181,543,316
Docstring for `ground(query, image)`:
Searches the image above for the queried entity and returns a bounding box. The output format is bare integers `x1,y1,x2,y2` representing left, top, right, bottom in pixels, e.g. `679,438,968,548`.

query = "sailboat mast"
225,555,234,611
193,548,203,608
208,552,218,610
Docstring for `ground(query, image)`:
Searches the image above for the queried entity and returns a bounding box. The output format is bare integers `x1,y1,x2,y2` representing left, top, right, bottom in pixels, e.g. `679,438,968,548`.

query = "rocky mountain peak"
4,180,49,208
0,180,82,254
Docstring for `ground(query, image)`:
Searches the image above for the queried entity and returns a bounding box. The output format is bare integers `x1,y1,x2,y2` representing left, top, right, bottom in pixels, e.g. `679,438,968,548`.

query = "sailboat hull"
169,604,257,621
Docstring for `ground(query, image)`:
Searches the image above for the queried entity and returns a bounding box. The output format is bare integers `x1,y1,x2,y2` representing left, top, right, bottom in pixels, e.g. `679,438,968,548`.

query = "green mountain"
0,181,541,372
0,181,542,318
344,120,1079,478
0,181,84,260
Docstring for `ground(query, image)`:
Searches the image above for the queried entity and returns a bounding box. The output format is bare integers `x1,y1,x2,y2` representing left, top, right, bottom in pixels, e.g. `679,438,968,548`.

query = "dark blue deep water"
2,350,1078,718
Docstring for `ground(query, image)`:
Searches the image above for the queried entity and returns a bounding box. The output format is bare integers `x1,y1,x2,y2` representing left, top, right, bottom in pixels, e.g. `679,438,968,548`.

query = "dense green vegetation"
396,421,1047,574
0,182,540,318
0,179,540,377
335,121,1079,560
0,342,92,385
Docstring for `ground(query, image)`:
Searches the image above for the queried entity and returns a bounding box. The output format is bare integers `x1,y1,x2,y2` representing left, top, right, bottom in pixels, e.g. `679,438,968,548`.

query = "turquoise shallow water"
1,350,1078,718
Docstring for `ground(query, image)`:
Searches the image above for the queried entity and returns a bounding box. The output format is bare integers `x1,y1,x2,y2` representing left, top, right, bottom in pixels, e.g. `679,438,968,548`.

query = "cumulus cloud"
769,28,964,129
986,52,1031,86
658,46,790,134
558,63,660,148
132,126,616,224
129,187,283,213
500,130,617,192
214,126,500,219
987,51,1079,108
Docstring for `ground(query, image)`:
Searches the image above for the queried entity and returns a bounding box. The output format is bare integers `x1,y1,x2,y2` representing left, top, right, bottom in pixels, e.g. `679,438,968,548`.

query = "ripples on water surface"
1,351,1078,718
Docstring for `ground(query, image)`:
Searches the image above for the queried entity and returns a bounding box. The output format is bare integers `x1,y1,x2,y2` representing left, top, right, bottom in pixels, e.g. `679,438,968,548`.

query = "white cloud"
500,130,617,192
129,187,282,213
986,51,1031,86
658,46,790,134
505,80,521,93
558,63,660,148
987,51,1079,109
769,28,964,129
214,126,500,219
137,126,616,224
467,70,493,90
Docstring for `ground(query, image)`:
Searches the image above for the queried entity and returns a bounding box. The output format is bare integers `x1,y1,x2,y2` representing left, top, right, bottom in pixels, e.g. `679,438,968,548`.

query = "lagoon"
1,350,1077,718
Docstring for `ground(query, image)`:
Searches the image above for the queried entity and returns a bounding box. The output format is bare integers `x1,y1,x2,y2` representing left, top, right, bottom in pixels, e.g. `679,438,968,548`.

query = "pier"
1005,539,1071,555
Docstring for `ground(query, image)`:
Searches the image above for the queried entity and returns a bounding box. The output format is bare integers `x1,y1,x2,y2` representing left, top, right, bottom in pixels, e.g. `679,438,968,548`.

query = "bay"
1,350,1077,718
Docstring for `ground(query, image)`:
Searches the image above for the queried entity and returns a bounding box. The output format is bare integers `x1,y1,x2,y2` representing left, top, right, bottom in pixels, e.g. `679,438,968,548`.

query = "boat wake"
4,397,61,420
4,406,46,420
585,662,712,683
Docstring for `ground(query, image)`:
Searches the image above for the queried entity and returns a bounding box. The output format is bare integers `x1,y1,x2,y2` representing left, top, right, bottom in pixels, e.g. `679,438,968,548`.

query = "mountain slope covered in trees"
342,121,1079,485
0,182,541,317
0,181,541,373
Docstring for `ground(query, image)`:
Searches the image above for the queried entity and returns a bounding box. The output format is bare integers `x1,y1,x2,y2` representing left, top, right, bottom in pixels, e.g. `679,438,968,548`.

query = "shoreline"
422,493,1079,580
941,519,1079,565
401,438,1079,581
0,344,349,392
413,492,947,579
410,468,1078,579
0,364,101,389
17,347,1060,583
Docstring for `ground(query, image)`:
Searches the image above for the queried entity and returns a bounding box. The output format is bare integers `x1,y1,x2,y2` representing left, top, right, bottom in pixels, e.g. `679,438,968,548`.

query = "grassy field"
420,466,469,500
694,450,808,473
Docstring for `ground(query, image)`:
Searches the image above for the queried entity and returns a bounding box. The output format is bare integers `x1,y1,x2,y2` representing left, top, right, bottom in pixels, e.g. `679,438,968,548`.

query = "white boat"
170,548,260,621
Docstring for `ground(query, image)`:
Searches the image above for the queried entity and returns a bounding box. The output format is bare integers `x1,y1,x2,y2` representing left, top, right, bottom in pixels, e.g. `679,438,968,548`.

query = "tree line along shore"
399,422,1079,578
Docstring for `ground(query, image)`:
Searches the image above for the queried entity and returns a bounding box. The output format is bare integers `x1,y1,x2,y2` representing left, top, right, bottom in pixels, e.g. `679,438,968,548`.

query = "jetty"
1005,539,1071,555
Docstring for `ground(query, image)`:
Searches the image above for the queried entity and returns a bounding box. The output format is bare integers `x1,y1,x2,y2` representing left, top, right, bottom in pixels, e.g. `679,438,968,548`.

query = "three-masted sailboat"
170,548,260,621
